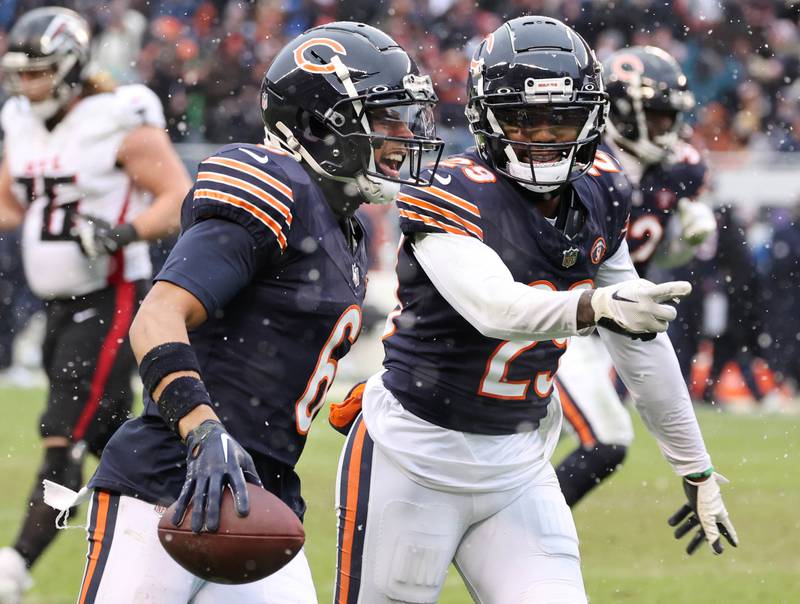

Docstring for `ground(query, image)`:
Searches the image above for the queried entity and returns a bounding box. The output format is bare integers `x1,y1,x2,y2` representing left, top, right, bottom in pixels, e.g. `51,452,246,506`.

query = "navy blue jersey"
91,144,368,516
382,149,631,435
614,141,708,274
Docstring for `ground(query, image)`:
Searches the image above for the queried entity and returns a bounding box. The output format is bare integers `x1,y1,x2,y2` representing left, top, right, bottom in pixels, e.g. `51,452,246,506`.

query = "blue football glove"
172,420,262,533
668,472,739,555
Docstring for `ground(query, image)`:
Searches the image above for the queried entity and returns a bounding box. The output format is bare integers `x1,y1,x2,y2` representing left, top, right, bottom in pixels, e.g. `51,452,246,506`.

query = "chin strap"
270,122,396,204
272,121,348,182
330,55,397,202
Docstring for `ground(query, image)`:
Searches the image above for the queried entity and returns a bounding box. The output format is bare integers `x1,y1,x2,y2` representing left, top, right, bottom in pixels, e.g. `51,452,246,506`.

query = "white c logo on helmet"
293,37,348,74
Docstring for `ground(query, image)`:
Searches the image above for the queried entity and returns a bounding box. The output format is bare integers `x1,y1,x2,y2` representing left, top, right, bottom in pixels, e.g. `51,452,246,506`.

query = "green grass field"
1,386,798,603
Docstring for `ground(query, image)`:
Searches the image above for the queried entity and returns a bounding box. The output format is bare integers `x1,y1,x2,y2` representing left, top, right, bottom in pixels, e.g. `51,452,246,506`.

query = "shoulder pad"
114,84,166,130
578,151,632,257
190,144,299,253
0,97,25,133
397,154,487,241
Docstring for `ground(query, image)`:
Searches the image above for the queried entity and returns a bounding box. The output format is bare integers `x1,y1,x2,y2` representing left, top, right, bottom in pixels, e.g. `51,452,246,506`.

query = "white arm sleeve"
596,240,712,476
410,232,584,342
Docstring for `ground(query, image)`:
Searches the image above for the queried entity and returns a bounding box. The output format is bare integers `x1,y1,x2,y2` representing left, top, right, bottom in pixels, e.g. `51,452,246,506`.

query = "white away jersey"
1,84,165,299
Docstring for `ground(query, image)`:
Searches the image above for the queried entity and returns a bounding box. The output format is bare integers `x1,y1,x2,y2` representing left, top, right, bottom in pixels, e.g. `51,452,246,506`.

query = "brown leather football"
157,483,305,584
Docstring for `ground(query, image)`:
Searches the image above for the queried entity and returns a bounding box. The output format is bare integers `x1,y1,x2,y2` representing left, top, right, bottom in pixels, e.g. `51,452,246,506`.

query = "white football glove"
668,472,739,555
591,278,692,336
677,198,716,246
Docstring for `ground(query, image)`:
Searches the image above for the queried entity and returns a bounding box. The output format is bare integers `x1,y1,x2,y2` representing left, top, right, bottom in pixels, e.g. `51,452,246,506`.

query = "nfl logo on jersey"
562,246,580,268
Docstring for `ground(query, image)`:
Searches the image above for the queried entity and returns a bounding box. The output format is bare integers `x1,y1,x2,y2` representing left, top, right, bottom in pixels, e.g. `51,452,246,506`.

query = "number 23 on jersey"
479,280,592,400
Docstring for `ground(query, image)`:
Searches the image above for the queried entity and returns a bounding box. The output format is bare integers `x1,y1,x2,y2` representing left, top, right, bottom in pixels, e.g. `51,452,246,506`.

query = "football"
157,483,305,584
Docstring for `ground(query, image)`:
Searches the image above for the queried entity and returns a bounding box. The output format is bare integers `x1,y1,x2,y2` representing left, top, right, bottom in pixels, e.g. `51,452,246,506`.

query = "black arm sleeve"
155,218,260,316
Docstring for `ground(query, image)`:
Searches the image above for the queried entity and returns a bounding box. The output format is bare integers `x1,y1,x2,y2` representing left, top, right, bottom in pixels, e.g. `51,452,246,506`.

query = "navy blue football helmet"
466,16,608,193
261,22,444,204
603,46,695,164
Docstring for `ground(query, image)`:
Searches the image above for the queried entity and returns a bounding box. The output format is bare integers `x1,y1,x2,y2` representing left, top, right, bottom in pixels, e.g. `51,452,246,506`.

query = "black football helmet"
603,46,695,164
1,7,91,120
466,16,607,193
261,22,444,204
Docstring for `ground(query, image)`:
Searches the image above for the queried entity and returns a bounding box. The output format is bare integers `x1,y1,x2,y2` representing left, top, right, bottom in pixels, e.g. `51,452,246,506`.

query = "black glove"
667,472,739,555
172,420,263,533
71,213,138,259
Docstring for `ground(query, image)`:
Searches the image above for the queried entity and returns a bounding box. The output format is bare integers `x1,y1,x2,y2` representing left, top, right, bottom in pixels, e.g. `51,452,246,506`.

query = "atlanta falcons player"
0,8,189,602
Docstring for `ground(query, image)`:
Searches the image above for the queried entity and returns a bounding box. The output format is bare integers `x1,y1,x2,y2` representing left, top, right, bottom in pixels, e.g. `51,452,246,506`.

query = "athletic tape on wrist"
139,342,202,396
157,375,212,434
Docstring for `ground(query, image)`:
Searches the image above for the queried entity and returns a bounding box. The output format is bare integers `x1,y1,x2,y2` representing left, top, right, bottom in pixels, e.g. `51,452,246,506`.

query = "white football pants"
556,334,634,448
76,490,316,603
334,417,587,604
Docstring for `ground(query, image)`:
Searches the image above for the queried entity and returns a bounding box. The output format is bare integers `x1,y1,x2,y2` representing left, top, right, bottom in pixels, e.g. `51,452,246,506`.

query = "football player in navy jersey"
334,18,736,604
554,47,720,510
59,23,444,603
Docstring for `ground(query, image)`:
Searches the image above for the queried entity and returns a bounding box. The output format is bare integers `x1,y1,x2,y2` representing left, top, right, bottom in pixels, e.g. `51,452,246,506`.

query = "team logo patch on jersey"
590,236,607,265
562,246,580,268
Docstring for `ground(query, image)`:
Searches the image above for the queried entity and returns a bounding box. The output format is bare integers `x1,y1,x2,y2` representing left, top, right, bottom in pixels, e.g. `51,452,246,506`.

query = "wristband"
157,375,212,434
139,342,202,396
685,467,714,481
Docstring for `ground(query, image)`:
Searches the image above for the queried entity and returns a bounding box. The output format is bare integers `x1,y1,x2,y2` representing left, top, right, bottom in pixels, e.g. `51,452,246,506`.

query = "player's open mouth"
378,151,406,178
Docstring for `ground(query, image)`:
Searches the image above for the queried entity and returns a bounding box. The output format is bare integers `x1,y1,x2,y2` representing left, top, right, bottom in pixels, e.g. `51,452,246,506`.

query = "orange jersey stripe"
194,188,287,249
558,384,596,448
397,192,483,240
409,184,480,217
197,171,292,223
398,208,469,237
78,491,111,604
204,157,294,200
337,421,367,604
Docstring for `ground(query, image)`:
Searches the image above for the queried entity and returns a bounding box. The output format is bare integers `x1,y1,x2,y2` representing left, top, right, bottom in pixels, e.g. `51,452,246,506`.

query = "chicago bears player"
64,22,443,603
335,18,736,603
0,8,189,602
554,46,720,510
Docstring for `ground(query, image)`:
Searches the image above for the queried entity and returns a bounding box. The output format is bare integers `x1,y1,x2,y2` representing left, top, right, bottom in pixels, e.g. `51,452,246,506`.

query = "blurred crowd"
0,0,799,404
0,0,798,150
